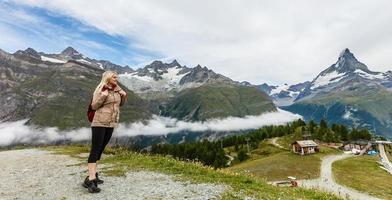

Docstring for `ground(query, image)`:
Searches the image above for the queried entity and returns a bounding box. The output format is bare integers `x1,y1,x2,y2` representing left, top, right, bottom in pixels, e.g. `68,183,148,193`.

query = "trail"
299,154,380,200
226,154,234,166
270,137,287,150
0,149,227,200
378,143,392,174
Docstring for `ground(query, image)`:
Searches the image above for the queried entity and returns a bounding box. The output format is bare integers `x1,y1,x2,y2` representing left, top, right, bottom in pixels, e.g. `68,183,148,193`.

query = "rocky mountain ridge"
0,46,276,130
13,47,135,74
280,48,392,138
257,49,392,105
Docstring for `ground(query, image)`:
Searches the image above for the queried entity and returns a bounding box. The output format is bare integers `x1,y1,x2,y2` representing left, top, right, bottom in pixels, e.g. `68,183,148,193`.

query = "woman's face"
108,74,118,86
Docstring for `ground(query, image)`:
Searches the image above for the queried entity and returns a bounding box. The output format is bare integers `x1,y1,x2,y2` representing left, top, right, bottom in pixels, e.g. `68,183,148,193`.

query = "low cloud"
0,109,301,147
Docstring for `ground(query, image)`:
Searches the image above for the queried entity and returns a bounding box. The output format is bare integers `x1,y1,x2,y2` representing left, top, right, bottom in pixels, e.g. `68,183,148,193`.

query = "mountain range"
2,46,391,139
0,47,275,130
252,49,392,138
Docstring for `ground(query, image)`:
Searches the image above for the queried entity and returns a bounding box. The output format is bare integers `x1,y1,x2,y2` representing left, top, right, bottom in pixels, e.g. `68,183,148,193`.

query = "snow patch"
148,68,155,73
270,84,289,95
161,67,190,84
311,71,346,89
288,91,300,97
121,73,154,82
40,56,66,64
119,67,191,93
98,63,104,69
354,69,385,80
342,110,352,119
77,59,92,65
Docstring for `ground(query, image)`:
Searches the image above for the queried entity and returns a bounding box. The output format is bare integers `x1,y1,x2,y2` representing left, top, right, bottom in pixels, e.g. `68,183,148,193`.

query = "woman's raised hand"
119,90,127,97
101,89,109,97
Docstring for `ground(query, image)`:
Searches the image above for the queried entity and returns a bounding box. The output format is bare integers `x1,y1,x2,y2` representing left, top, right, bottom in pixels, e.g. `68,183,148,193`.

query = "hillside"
161,83,276,121
284,84,392,137
0,48,152,130
1,47,278,131
227,135,340,181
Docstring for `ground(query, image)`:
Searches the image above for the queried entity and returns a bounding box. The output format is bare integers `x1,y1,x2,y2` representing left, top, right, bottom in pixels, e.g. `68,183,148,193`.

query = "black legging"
88,127,114,163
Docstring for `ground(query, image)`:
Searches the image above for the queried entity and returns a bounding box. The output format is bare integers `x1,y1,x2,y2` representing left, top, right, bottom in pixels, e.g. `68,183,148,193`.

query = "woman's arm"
119,90,128,106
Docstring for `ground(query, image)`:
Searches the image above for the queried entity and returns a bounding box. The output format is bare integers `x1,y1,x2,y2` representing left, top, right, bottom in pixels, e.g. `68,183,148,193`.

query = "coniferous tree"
320,119,328,129
237,149,249,162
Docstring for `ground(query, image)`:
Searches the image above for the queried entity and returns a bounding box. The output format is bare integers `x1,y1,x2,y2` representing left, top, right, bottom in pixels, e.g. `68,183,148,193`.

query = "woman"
83,71,127,193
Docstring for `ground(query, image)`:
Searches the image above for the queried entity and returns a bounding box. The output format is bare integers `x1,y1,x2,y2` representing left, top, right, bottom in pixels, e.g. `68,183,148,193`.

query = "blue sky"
1,0,392,85
0,1,162,67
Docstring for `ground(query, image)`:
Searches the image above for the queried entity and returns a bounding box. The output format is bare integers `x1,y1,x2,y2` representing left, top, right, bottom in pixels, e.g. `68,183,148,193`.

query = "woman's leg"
87,127,106,180
97,128,114,161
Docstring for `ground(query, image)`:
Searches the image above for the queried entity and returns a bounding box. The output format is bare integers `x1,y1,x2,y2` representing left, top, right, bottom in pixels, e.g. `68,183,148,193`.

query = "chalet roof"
292,140,318,147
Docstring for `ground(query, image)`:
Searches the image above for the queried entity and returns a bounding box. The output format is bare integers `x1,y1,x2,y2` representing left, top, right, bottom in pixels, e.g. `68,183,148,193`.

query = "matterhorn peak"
333,48,370,73
339,48,353,57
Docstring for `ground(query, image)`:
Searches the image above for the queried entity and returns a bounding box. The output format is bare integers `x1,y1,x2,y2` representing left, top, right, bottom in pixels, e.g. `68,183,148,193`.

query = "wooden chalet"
292,140,319,155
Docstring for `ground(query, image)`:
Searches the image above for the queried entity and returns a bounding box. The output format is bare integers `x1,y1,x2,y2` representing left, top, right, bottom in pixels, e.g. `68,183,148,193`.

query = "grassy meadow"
333,155,392,199
37,144,340,200
228,137,340,181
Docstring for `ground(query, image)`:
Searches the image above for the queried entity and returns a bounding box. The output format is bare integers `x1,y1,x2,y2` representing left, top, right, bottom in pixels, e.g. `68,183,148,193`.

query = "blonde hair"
94,71,118,95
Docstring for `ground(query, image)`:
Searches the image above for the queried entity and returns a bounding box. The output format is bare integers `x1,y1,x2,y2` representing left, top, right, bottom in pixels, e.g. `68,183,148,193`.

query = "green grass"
229,151,321,181
0,144,33,152
229,135,340,181
249,141,286,159
37,144,340,200
276,134,302,149
333,156,392,199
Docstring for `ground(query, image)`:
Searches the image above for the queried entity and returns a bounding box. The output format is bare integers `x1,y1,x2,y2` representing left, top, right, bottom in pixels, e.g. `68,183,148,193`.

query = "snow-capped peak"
295,48,392,102
119,60,192,93
334,48,370,73
338,48,352,58
270,84,289,95
309,48,375,90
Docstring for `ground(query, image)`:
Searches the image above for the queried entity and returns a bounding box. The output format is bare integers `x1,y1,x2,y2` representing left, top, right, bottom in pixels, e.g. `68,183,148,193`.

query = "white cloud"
7,0,392,85
0,2,123,60
0,120,91,147
0,109,301,147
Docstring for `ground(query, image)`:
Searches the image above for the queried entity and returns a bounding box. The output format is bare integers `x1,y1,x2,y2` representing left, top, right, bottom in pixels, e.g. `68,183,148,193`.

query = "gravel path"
0,149,228,200
378,144,392,174
299,154,381,200
226,154,234,166
270,137,287,150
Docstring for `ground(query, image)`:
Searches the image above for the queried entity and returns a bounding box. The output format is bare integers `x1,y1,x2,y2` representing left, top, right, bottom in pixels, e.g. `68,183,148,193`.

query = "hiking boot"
83,176,101,193
95,172,104,184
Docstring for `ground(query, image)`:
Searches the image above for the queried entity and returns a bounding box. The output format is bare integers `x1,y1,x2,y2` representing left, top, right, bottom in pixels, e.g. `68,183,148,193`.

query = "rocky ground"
0,149,227,200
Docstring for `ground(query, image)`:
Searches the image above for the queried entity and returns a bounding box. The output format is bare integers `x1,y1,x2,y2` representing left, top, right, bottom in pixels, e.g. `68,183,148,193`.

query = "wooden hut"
341,139,372,152
292,140,319,155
